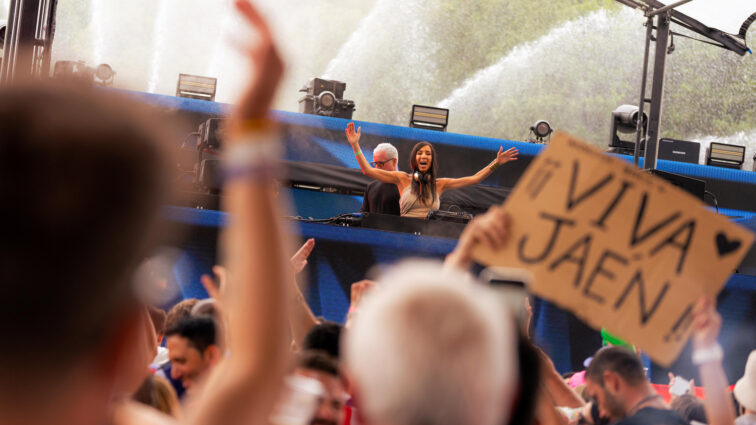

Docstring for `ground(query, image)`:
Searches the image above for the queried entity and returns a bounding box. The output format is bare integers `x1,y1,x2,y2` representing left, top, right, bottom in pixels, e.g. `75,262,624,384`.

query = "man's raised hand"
345,122,362,147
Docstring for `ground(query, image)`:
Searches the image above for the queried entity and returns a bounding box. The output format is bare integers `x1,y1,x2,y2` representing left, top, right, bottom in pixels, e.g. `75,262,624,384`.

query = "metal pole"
646,0,694,17
1,0,49,84
1,0,21,84
40,0,58,77
633,17,653,167
642,11,671,170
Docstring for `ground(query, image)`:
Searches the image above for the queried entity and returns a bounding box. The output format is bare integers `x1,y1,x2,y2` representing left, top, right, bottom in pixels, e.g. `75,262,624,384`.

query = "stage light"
609,104,647,155
410,105,449,132
52,60,115,86
298,78,355,119
176,73,218,102
707,142,745,169
53,60,93,81
529,120,552,143
93,63,115,86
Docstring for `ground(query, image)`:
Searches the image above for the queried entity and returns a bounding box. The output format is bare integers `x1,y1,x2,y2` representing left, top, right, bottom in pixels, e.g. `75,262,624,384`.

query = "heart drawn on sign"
715,233,741,256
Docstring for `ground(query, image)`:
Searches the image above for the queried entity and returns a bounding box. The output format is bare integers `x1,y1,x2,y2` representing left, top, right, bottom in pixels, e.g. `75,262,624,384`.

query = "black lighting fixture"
176,73,218,101
528,120,552,143
298,77,355,119
707,142,745,170
53,60,90,80
196,118,225,194
609,104,647,155
52,60,115,86
409,105,449,132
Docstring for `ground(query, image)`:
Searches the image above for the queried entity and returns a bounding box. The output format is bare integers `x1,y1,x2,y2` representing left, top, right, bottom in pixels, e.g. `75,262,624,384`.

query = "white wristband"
692,343,723,365
223,132,283,182
225,135,282,168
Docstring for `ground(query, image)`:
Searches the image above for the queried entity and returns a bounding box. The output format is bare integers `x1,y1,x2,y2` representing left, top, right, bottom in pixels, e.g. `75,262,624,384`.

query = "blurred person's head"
372,143,398,172
191,298,219,319
0,82,171,424
165,298,199,331
295,351,346,425
669,394,706,423
344,260,518,425
133,374,182,418
165,316,220,391
147,306,167,346
303,321,343,359
585,347,649,422
734,350,756,414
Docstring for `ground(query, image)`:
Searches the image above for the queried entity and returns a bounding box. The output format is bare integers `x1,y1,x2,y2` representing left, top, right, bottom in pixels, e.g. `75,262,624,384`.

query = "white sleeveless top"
399,186,440,218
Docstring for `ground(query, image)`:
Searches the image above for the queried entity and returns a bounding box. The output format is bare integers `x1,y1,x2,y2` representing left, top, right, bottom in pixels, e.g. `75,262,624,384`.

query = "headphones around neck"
413,170,431,183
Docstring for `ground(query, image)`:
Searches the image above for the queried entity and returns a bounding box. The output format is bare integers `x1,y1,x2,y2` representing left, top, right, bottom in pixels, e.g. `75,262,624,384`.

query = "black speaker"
658,138,700,164
199,118,225,151
647,169,705,200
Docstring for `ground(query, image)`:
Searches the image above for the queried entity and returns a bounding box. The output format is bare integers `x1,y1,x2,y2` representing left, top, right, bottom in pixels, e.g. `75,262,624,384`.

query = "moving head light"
528,120,552,143
609,104,647,155
53,60,115,86
298,78,355,119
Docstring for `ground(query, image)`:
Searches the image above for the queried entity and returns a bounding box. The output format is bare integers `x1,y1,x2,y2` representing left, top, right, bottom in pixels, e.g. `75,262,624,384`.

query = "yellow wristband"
355,149,363,157
236,118,277,134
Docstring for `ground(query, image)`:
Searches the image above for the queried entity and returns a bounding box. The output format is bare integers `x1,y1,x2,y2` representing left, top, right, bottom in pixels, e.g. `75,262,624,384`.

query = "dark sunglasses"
370,158,393,167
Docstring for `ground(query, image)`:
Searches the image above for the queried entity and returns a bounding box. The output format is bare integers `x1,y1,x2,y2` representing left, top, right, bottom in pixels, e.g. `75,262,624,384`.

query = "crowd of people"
1,1,754,425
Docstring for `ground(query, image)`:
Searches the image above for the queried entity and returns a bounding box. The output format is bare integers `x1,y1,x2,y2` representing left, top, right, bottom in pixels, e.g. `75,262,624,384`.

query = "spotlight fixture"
93,63,115,86
410,105,449,132
298,77,355,119
53,60,91,80
707,142,745,169
52,60,115,86
176,73,218,101
609,104,647,155
528,120,552,143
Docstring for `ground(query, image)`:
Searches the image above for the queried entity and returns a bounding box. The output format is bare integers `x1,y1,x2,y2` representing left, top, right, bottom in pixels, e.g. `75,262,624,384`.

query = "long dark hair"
408,141,438,206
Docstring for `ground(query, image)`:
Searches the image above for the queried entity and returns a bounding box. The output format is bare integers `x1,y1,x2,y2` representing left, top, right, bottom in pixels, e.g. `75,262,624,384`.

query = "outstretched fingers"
230,0,284,125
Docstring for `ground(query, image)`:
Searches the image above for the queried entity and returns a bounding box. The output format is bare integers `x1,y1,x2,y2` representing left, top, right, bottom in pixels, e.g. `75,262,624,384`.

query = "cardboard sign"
473,132,753,366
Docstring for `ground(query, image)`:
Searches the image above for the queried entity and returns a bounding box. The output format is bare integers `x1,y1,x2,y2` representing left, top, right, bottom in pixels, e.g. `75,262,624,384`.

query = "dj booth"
136,91,756,385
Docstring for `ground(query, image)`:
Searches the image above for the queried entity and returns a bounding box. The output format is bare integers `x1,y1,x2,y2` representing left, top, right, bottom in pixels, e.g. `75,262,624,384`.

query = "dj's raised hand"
345,122,362,148
496,146,519,165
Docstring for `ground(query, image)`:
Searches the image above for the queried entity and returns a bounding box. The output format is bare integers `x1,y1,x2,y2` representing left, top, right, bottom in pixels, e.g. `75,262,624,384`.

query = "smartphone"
479,267,532,326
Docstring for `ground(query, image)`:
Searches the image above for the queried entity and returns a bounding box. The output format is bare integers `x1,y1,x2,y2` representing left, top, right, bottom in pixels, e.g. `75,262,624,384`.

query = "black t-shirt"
361,181,400,215
614,407,689,425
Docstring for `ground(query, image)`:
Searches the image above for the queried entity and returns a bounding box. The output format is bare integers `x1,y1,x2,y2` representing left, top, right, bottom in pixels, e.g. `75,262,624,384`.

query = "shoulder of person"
111,400,177,425
627,406,688,425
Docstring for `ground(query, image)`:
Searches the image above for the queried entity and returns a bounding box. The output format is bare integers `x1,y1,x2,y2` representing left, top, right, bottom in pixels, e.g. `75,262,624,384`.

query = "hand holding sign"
473,132,753,366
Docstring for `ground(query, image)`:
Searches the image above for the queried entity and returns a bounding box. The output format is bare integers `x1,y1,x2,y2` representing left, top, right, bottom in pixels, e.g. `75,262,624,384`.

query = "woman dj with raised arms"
345,121,519,218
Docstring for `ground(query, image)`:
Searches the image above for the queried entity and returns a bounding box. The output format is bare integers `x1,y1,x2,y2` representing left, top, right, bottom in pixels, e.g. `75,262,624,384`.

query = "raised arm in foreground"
186,1,292,425
692,296,735,425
